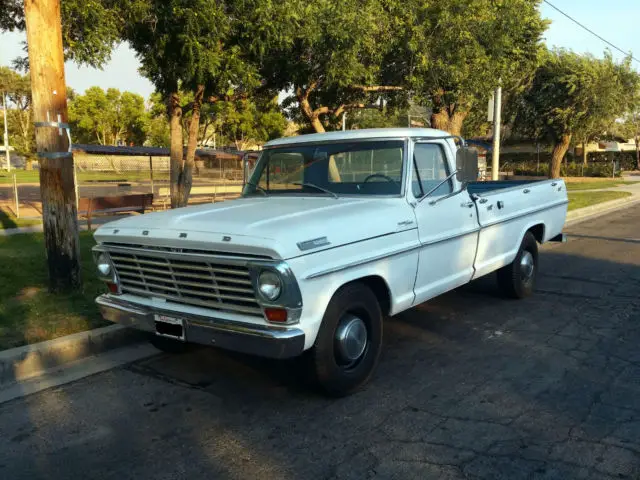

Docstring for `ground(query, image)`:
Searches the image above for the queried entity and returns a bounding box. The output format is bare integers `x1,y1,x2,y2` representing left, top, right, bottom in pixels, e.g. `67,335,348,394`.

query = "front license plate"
154,314,185,340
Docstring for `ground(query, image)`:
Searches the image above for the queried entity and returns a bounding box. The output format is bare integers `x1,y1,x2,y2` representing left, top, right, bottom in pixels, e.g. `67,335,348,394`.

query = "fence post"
149,155,154,195
13,173,19,218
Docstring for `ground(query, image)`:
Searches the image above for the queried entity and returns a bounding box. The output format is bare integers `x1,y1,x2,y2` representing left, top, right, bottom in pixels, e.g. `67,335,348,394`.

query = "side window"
412,143,452,198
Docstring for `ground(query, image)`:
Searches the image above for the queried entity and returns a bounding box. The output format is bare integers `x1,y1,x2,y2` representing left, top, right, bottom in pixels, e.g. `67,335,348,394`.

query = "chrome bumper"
96,295,305,359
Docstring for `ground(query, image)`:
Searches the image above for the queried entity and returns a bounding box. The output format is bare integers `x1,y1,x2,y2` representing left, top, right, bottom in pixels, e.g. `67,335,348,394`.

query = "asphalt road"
2,207,640,479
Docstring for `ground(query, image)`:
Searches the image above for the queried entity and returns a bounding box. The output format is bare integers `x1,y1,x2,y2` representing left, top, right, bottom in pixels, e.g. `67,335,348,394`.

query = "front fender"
287,229,419,350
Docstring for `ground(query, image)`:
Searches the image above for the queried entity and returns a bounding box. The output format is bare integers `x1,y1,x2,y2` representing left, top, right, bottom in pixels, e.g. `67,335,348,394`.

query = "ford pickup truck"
93,128,568,396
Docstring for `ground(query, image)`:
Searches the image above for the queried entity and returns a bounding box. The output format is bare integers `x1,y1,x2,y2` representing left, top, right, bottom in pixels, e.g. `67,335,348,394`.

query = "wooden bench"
78,193,154,231
156,185,243,209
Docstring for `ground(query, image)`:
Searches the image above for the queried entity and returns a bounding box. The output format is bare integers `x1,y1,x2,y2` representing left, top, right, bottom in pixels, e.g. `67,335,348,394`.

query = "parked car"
93,128,568,396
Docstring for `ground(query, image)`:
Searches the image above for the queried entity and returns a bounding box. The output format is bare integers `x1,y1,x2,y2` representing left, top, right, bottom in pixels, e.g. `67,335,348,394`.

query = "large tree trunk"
299,98,325,133
177,84,205,207
168,91,184,208
430,109,468,136
550,134,572,179
635,134,640,170
297,84,326,133
582,141,588,166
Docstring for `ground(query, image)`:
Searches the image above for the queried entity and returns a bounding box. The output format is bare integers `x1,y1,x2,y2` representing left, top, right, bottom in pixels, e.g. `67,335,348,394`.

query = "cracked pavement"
2,207,640,479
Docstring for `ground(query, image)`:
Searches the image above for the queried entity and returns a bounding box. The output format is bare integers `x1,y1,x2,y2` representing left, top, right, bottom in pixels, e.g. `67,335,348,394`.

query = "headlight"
258,270,282,301
96,253,112,277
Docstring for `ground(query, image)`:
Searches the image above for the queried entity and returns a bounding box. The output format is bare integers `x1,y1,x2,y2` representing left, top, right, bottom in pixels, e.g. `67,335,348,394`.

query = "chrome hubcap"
520,251,535,281
335,314,368,364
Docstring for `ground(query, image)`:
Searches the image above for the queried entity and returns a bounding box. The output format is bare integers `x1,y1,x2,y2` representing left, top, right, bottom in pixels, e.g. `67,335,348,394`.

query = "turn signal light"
264,308,287,323
106,282,119,294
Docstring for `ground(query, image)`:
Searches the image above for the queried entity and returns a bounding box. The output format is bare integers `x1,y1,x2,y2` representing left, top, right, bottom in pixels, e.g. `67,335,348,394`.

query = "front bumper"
96,295,305,359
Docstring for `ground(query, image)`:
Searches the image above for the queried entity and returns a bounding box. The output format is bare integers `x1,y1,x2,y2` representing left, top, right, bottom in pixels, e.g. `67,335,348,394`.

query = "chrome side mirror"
456,147,479,183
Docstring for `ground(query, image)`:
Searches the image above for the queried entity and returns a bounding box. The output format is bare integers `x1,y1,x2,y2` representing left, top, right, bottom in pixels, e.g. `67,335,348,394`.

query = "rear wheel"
497,231,538,299
309,283,383,397
149,334,190,354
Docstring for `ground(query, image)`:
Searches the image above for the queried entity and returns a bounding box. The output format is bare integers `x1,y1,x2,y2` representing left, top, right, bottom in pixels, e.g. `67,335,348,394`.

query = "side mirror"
456,147,479,183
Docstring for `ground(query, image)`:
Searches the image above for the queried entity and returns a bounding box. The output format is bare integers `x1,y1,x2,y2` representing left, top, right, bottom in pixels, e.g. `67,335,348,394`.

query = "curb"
0,324,148,387
565,194,640,225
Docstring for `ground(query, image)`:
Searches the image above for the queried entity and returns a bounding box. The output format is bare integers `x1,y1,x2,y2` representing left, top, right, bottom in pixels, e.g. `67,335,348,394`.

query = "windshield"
243,140,405,197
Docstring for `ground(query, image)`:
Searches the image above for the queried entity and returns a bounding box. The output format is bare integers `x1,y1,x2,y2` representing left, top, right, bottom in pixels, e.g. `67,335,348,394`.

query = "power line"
543,0,640,64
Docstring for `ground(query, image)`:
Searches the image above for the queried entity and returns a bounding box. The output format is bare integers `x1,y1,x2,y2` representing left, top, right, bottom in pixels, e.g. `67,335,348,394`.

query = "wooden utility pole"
24,0,81,291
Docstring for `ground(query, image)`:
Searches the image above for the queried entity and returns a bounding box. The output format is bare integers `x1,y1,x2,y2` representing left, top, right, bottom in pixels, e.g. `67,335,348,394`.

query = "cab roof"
264,128,454,148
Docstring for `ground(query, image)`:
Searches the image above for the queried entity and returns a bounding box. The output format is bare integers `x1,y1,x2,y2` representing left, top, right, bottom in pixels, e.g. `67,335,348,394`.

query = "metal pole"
3,93,10,172
342,112,346,131
13,173,19,218
491,83,502,181
149,155,154,194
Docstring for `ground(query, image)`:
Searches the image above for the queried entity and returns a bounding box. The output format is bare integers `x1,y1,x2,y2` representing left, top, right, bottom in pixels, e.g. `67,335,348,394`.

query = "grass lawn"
0,232,109,350
567,191,632,211
565,180,633,191
0,210,42,230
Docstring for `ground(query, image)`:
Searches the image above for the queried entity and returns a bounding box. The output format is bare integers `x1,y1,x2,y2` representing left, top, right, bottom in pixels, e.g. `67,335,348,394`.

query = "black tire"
308,282,383,397
149,334,190,354
497,231,538,299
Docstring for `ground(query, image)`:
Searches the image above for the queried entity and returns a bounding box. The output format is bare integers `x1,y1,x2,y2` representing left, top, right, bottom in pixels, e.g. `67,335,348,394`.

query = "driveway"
1,207,639,479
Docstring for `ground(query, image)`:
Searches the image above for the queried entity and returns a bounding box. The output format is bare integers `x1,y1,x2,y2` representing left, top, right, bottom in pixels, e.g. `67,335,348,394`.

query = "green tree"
122,0,269,207
0,66,36,168
214,96,287,150
391,0,547,135
515,50,638,178
68,86,148,145
261,0,403,133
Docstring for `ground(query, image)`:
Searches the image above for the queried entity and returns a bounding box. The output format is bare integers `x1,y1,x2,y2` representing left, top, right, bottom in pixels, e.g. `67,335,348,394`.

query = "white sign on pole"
487,93,495,122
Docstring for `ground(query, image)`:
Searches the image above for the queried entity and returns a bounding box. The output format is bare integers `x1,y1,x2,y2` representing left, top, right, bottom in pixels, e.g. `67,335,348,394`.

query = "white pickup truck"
93,128,568,396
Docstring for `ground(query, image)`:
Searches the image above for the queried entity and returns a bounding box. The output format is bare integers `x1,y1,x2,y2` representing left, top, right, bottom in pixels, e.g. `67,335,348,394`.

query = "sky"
0,0,639,99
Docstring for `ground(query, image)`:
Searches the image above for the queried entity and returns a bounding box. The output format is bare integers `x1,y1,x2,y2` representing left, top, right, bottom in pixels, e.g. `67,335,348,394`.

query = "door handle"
523,189,531,194
461,201,474,208
551,182,557,187
478,198,488,204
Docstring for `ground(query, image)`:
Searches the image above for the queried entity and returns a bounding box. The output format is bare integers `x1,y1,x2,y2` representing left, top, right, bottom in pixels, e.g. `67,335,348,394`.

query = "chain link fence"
0,147,259,220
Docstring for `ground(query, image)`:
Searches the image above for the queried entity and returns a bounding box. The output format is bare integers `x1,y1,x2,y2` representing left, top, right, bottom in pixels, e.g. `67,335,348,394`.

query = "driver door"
411,141,480,305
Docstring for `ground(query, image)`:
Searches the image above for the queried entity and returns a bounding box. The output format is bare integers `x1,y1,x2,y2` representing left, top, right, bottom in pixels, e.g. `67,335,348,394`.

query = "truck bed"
467,179,550,196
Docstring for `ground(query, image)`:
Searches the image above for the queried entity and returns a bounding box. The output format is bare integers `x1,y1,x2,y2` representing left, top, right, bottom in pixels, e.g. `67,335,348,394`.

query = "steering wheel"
362,174,398,185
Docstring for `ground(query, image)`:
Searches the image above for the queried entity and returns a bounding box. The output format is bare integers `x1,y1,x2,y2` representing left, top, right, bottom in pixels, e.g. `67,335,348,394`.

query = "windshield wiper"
292,182,339,199
244,181,268,196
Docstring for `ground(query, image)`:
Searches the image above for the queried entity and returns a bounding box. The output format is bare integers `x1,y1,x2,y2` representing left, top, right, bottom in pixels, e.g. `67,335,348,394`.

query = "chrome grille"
108,249,262,316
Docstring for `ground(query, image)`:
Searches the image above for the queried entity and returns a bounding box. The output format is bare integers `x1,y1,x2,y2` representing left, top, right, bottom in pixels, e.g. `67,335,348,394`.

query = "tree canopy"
514,50,639,178
68,86,148,145
0,66,35,166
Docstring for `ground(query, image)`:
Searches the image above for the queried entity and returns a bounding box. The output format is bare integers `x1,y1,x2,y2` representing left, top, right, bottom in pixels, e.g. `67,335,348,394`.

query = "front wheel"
497,231,538,299
309,283,383,397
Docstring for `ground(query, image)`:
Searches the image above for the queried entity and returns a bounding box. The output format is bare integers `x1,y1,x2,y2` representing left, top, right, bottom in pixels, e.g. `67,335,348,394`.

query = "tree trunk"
582,141,588,166
168,91,184,208
297,84,325,133
177,84,204,207
430,109,468,136
24,0,81,292
635,134,640,171
550,134,572,179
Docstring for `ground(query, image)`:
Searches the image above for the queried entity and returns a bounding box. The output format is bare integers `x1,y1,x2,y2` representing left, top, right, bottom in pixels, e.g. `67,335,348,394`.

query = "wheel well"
348,275,391,316
528,224,545,243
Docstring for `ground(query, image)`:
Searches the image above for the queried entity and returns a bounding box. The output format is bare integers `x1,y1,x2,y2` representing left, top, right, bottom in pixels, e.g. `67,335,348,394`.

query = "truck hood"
94,196,415,260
